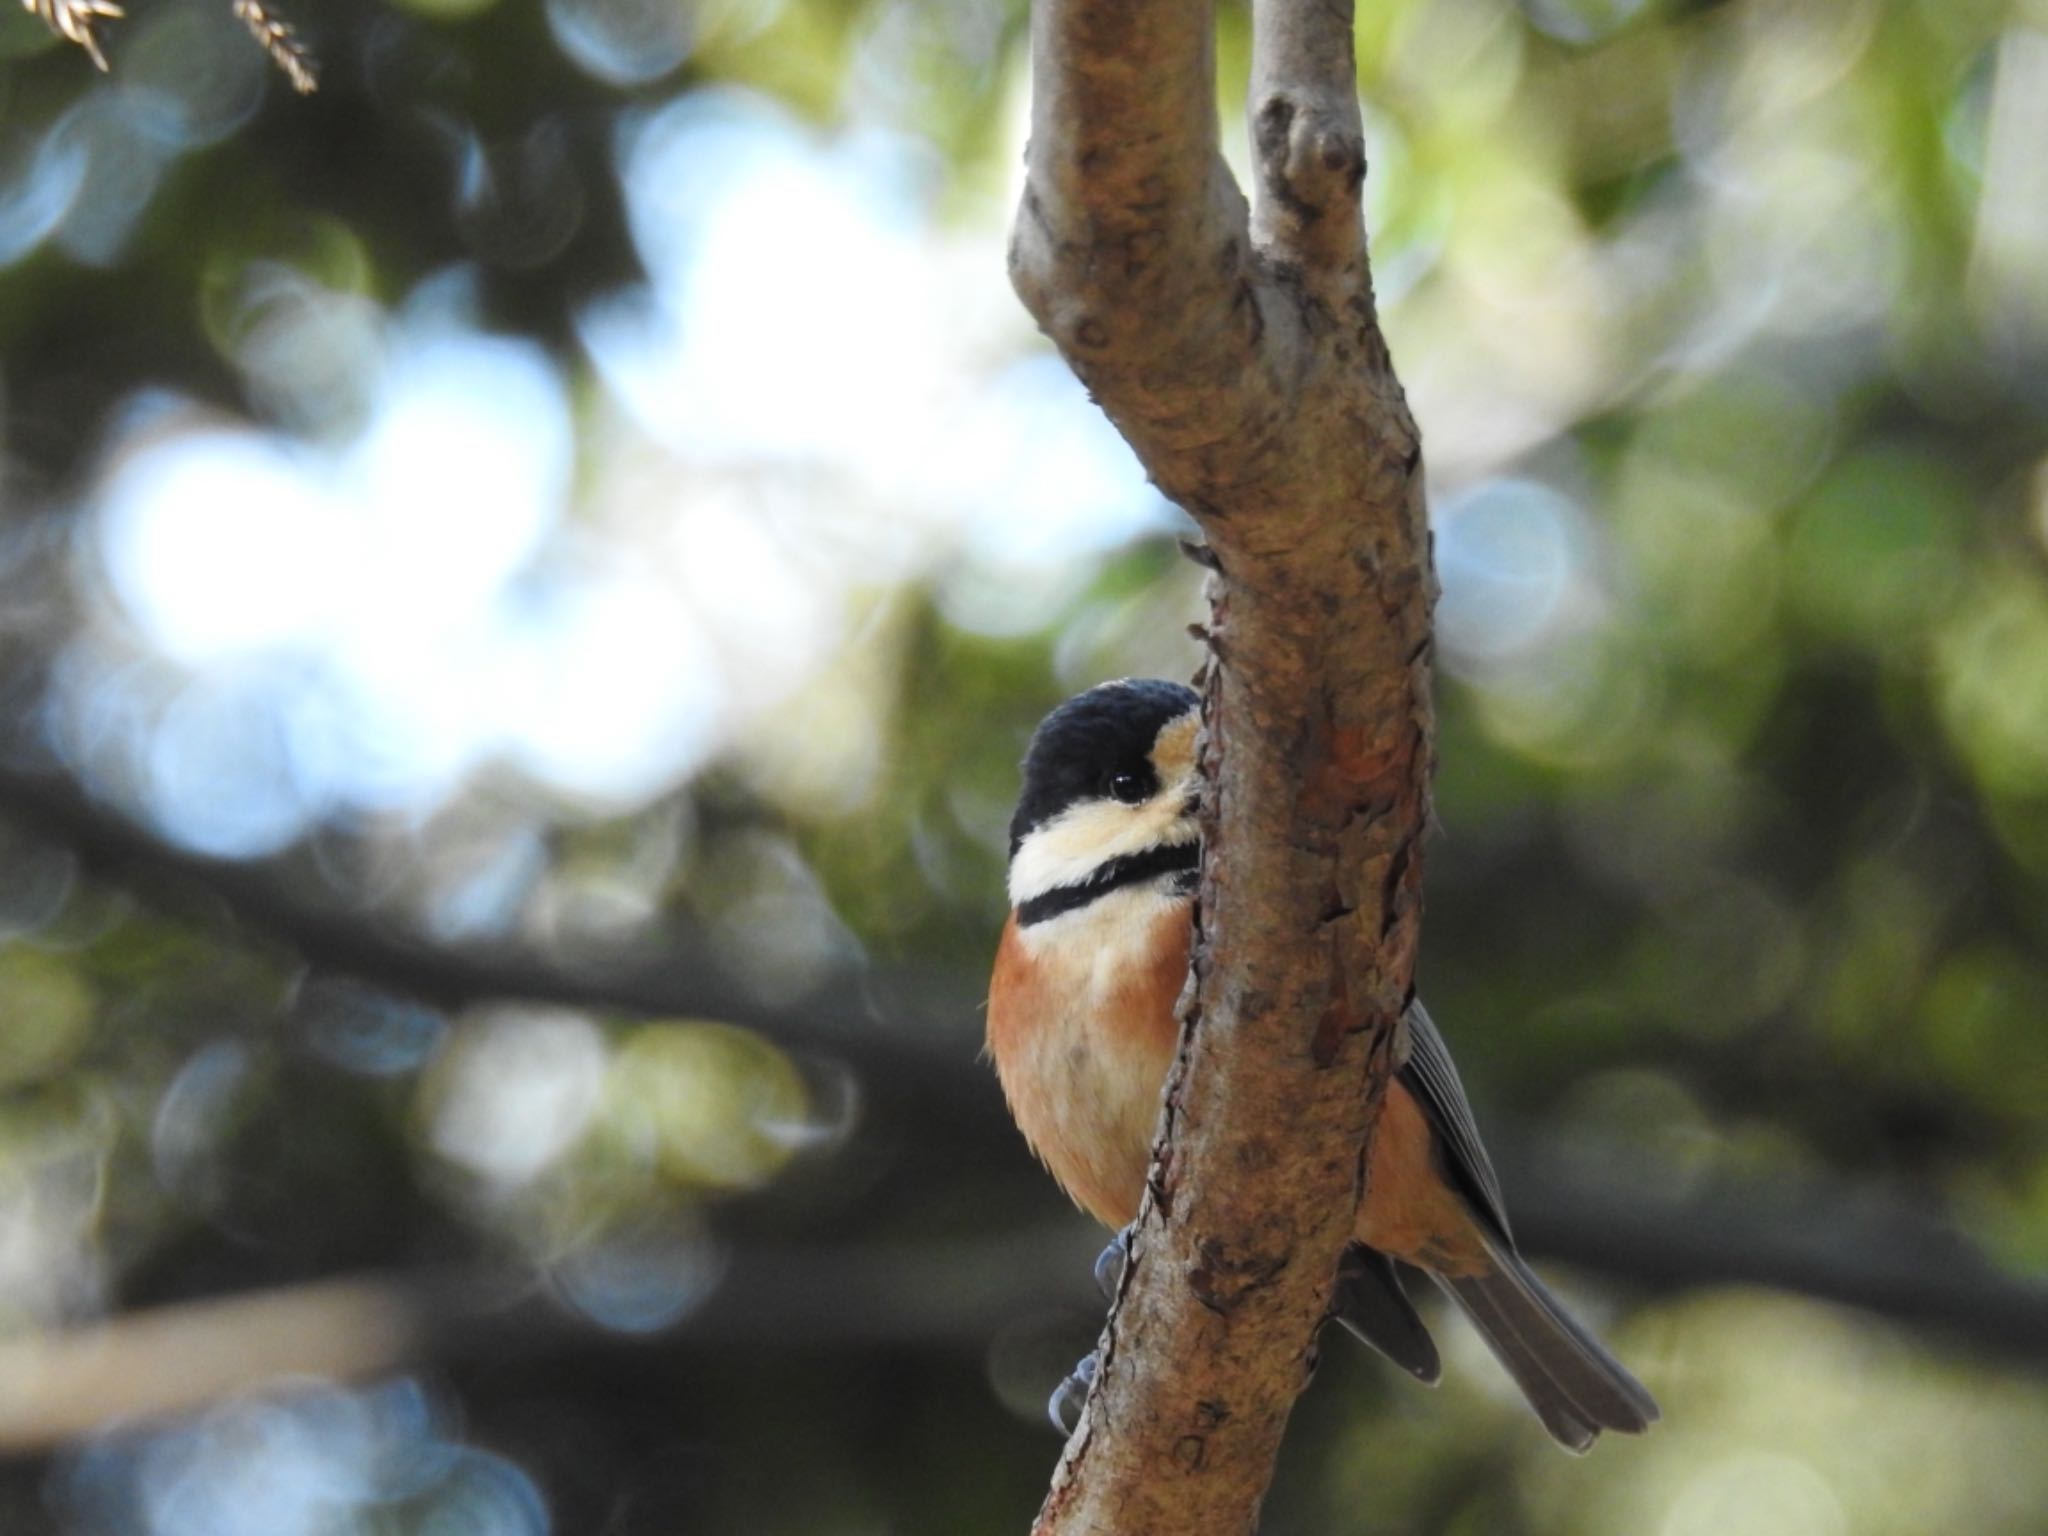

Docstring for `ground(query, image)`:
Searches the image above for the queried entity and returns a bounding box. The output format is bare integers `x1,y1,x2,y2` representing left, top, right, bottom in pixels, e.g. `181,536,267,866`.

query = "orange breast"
989,904,1489,1275
986,898,1190,1229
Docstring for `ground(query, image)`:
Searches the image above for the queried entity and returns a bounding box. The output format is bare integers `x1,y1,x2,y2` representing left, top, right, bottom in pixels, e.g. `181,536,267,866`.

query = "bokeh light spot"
293,977,448,1077
409,1448,550,1536
1436,477,1594,665
607,1021,810,1191
546,0,691,86
0,947,93,1086
1786,448,1966,644
1521,0,1654,47
1662,1453,1845,1536
98,431,343,666
554,1226,725,1333
428,1009,609,1189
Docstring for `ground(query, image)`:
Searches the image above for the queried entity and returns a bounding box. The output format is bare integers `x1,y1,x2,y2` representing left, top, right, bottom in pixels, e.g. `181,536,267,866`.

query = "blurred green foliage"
0,0,2044,1532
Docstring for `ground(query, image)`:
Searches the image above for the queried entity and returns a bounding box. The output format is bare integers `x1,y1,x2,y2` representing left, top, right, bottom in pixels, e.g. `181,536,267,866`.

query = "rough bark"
1011,0,1433,1531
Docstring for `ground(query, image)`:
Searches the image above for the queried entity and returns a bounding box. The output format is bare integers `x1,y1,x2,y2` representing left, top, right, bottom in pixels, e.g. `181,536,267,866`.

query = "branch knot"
1253,94,1364,247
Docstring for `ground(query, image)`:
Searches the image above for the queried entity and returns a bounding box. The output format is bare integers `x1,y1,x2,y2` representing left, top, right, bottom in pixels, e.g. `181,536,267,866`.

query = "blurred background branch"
0,753,970,1084
2,749,2042,1400
3,1153,2043,1457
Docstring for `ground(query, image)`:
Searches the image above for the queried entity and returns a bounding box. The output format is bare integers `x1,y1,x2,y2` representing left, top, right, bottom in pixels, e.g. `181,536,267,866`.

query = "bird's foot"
1048,1349,1098,1435
1093,1224,1134,1301
1047,1225,1134,1433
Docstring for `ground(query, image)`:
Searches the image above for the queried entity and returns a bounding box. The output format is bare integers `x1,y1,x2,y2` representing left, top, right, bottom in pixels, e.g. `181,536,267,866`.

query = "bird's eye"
1108,772,1146,804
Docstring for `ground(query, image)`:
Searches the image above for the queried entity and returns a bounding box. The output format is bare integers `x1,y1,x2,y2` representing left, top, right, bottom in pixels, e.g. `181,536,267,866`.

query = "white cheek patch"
1008,794,1196,908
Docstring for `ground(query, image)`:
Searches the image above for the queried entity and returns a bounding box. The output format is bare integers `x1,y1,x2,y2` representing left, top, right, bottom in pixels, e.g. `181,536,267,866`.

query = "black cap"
1008,679,1199,856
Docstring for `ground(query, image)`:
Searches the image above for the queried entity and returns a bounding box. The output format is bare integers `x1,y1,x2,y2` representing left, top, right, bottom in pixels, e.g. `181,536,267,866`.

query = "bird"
985,677,1658,1452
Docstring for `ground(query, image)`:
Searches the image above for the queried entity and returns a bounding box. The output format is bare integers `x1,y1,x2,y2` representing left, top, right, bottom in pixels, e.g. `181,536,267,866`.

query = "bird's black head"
1009,678,1199,855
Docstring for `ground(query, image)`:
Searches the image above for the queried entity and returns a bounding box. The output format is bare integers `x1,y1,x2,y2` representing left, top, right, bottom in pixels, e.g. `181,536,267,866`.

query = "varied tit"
986,678,1657,1452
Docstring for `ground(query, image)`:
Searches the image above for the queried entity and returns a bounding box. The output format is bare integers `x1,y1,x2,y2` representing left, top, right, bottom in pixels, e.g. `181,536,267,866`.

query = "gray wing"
1398,1000,1513,1243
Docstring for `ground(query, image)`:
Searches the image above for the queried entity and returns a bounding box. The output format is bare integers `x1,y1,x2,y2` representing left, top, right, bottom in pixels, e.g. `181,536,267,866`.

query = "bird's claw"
1047,1226,1129,1433
1048,1350,1098,1435
1093,1224,1133,1301
1048,1351,1099,1435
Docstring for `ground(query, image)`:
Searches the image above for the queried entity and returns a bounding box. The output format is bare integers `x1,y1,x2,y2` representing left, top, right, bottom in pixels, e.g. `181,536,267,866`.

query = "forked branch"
1011,0,1433,1532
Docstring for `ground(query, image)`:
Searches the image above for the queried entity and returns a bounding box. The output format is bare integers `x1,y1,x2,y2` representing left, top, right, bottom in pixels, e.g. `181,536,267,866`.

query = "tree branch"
1504,1132,2048,1370
0,756,969,1097
1014,0,1431,1530
1008,0,1257,494
14,1167,2043,1456
1250,0,1368,272
0,1229,1104,1452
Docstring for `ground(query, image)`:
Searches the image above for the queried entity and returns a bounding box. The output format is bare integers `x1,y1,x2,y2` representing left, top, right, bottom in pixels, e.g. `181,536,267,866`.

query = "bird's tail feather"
1332,1243,1441,1384
1434,1236,1658,1454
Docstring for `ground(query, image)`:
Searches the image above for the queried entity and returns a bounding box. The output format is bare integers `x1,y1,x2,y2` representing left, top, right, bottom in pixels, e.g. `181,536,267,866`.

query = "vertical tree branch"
1251,0,1368,272
1012,0,1433,1531
1009,1,1258,485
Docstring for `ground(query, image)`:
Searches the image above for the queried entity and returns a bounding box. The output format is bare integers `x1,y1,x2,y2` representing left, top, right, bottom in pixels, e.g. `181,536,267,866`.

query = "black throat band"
1015,840,1199,928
